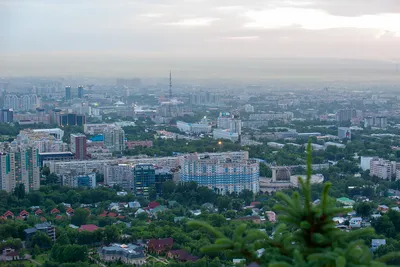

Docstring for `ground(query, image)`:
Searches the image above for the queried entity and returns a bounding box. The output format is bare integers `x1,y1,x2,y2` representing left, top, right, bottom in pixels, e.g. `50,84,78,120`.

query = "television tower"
168,71,172,117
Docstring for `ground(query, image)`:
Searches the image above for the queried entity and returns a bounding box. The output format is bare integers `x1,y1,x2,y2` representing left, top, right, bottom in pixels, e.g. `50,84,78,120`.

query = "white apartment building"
104,126,125,152
244,104,255,113
179,152,259,194
249,112,294,121
370,158,395,179
176,121,211,134
213,129,239,142
84,123,111,135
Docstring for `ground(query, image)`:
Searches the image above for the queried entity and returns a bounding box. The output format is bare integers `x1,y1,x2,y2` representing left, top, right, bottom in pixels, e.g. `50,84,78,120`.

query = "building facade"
105,164,133,191
98,243,146,265
179,152,259,194
133,164,155,197
104,126,125,152
338,127,351,139
176,121,211,134
70,134,87,160
0,147,40,192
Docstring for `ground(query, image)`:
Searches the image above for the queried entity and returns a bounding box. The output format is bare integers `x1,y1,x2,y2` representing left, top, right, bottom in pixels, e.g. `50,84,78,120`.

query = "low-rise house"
190,210,201,216
35,209,43,216
135,208,146,217
151,205,168,215
265,211,276,223
99,243,146,265
128,201,141,209
147,238,173,255
66,207,74,216
1,248,20,261
19,210,29,218
349,217,362,228
148,201,160,209
332,217,345,224
50,208,60,215
377,205,389,213
79,224,99,232
371,239,386,251
392,207,400,212
201,202,215,212
167,250,199,262
3,211,14,219
337,197,355,206
24,222,56,242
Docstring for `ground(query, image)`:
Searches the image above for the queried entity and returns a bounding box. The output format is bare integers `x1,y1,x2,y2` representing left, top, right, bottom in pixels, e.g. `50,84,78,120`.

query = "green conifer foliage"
189,142,399,266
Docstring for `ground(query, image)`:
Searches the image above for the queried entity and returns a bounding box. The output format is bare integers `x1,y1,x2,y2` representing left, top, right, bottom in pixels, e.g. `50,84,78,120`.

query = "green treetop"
189,142,399,267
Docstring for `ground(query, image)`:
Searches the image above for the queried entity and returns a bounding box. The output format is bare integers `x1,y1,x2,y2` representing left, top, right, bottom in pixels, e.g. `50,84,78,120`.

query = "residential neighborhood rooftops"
79,224,99,232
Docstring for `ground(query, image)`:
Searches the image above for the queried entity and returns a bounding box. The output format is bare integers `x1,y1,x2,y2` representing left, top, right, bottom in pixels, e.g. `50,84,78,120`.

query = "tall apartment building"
335,109,357,122
105,164,133,191
77,86,84,99
244,104,255,113
104,126,125,152
63,173,96,188
70,134,87,160
338,127,351,139
59,113,86,126
4,94,39,111
179,152,259,194
133,164,155,197
65,86,71,100
375,116,388,128
0,109,13,123
0,147,40,192
17,129,67,153
217,112,232,129
370,158,394,180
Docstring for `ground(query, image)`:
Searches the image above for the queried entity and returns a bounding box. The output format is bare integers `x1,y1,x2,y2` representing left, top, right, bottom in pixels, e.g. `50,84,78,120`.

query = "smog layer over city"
1,1,400,266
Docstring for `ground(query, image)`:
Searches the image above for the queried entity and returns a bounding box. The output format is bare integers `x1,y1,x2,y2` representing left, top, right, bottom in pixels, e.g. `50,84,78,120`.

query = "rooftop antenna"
168,71,172,117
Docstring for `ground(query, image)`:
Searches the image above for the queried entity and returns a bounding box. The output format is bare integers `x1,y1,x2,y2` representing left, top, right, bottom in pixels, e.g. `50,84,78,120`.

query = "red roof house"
3,211,14,218
35,209,43,215
40,217,47,222
148,201,160,209
79,224,99,232
50,208,60,214
20,210,29,217
148,238,173,254
66,207,74,215
107,212,117,218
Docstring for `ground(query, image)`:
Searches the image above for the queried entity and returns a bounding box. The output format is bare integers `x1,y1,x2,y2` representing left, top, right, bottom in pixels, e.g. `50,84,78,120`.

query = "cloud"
163,17,220,27
140,13,164,18
225,36,260,40
243,7,400,34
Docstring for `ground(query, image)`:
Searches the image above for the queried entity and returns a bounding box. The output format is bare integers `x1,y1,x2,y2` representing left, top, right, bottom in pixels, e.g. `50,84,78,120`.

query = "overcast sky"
1,0,400,77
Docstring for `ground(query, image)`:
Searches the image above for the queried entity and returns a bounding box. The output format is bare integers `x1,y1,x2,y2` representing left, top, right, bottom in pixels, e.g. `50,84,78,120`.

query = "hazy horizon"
2,0,400,80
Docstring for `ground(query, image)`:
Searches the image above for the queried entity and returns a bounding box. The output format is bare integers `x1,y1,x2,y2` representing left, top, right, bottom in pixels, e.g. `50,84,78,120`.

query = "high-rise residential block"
133,164,155,197
179,152,259,194
0,147,40,193
104,126,125,152
65,86,71,100
70,134,87,160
